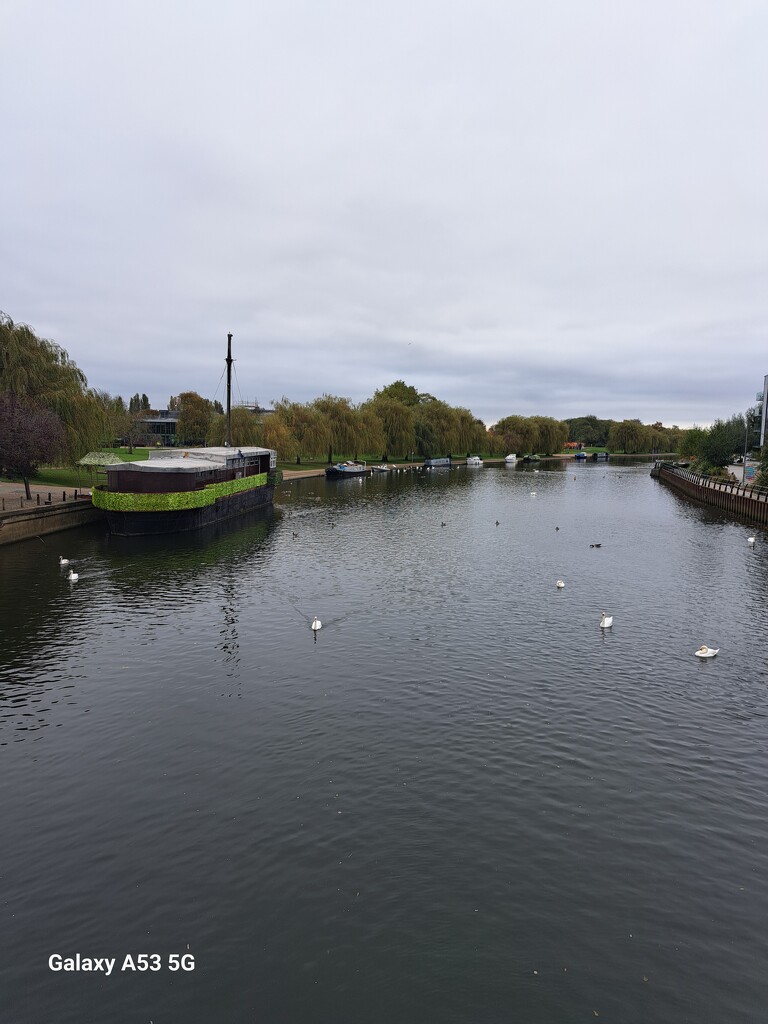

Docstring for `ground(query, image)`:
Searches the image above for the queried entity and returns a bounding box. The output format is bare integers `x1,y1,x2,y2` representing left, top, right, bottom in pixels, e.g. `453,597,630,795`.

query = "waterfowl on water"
695,645,719,658
600,612,613,628
59,556,70,566
556,580,565,588
311,617,322,631
68,570,79,582
747,537,756,545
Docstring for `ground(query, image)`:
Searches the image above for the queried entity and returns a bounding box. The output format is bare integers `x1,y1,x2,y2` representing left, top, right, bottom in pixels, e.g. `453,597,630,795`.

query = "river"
1,460,767,1023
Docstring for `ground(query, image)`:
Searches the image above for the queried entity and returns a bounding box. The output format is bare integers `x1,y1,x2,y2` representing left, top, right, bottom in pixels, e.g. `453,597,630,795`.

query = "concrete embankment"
0,482,106,547
654,462,768,527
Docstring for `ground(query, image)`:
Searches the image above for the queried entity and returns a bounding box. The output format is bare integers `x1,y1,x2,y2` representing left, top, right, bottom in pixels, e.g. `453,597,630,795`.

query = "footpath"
0,479,89,512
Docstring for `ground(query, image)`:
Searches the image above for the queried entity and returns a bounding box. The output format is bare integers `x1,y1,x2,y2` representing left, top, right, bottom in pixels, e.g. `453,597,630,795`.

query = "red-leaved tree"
0,393,66,498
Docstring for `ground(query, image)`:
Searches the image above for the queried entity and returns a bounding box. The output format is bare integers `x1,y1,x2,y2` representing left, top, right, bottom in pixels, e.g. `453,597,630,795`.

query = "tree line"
4,312,762,493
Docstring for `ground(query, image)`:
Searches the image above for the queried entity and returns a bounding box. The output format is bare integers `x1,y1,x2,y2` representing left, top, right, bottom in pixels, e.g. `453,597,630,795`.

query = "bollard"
62,491,66,502
2,497,4,511
37,494,41,505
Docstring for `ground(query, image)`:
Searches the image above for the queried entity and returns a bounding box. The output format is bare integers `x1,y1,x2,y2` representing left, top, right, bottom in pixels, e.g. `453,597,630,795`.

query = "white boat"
466,456,483,467
325,461,370,479
504,454,517,463
372,464,392,473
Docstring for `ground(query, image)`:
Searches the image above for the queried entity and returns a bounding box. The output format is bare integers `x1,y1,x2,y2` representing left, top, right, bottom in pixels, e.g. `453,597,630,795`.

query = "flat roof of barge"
106,446,274,472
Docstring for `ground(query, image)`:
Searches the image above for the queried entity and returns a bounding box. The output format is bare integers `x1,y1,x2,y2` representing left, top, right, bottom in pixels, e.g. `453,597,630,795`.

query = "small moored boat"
465,455,483,467
325,461,370,479
504,454,517,464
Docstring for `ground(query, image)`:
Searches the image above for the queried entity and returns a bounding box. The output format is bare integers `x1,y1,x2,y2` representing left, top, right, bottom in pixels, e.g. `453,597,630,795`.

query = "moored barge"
93,446,278,536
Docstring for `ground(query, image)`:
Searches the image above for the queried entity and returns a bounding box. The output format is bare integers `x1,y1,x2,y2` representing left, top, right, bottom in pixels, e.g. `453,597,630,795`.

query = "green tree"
413,399,457,457
95,391,130,445
176,391,214,444
365,396,415,459
373,380,422,407
206,407,264,447
0,312,105,464
269,398,328,461
700,418,742,470
608,419,644,453
565,415,613,446
312,395,361,461
755,446,768,488
530,416,568,455
489,415,537,455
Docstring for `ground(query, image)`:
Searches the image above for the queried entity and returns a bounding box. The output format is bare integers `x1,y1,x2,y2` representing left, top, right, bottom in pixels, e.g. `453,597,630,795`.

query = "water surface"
1,462,767,1023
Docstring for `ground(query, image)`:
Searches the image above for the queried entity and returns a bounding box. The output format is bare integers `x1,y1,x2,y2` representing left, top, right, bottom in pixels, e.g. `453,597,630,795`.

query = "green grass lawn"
7,448,152,490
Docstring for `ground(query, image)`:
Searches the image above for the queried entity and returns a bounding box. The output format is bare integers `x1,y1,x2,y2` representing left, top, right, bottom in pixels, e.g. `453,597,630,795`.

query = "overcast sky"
2,0,766,427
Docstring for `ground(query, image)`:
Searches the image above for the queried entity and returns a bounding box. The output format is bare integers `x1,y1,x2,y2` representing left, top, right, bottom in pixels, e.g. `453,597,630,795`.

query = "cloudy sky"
2,0,766,427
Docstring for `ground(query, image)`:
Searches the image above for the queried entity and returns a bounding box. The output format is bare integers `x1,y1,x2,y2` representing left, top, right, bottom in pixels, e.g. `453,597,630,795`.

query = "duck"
695,645,719,658
311,617,322,631
59,556,70,566
556,580,565,589
600,612,613,628
68,569,79,582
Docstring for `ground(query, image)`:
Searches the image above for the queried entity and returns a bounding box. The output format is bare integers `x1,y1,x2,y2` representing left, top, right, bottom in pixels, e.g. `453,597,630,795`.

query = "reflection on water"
1,464,768,1024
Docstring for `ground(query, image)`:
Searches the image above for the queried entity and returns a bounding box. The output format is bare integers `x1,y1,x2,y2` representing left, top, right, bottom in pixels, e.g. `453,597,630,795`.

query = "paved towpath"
0,479,89,513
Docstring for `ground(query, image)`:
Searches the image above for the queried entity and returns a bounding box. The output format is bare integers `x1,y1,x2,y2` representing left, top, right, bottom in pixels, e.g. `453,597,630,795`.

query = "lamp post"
743,407,757,484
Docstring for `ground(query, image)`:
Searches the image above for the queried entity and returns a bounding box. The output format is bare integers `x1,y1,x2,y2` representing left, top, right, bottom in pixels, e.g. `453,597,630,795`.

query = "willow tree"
413,399,457,457
452,407,487,454
0,312,105,464
206,407,264,447
490,415,538,456
530,416,568,455
311,395,361,462
608,419,645,453
364,396,415,459
269,398,328,461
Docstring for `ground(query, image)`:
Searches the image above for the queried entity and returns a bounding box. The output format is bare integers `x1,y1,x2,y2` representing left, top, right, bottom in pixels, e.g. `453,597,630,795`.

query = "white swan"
695,645,719,658
311,617,322,631
59,556,70,566
600,612,613,628
556,580,565,588
68,570,79,582
747,537,756,545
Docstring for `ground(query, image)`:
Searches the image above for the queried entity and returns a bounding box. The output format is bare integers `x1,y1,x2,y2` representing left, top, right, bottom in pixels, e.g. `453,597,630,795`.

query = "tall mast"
225,332,233,448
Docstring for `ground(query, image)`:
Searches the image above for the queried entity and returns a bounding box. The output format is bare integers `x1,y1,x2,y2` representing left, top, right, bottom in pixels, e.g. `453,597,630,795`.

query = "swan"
556,580,565,588
695,645,719,658
311,617,322,631
747,537,756,545
600,612,613,628
68,570,79,582
59,556,70,566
